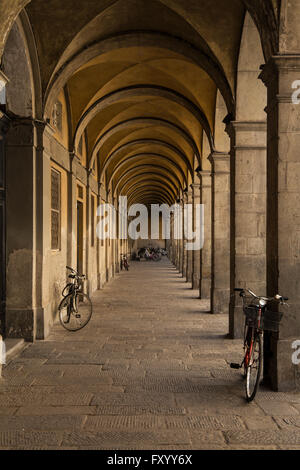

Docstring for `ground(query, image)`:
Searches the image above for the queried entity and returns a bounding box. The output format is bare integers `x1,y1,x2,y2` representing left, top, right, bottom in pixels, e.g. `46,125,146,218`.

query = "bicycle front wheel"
245,332,263,402
59,292,93,332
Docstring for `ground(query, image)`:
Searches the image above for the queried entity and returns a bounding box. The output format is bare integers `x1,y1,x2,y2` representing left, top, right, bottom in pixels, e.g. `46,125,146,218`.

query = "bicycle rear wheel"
245,331,262,402
59,293,92,332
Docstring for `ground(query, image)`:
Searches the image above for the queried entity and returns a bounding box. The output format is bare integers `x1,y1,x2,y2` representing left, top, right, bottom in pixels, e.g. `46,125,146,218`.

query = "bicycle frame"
244,307,262,368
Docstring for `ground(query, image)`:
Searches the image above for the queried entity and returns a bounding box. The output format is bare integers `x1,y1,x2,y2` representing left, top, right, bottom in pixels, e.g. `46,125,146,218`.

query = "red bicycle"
230,288,288,402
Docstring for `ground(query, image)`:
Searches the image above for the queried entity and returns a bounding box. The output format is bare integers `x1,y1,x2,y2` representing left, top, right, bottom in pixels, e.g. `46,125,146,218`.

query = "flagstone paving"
0,259,300,450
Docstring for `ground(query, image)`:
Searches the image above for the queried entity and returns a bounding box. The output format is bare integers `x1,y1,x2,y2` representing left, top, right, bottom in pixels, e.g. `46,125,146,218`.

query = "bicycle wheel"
245,331,263,402
59,293,92,332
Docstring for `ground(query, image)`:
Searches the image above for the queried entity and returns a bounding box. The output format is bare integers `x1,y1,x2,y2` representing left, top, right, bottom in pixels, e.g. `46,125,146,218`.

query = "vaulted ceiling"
2,0,278,205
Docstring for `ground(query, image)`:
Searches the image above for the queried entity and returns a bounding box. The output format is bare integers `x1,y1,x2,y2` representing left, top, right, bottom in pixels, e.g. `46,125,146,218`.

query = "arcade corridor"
1,4,300,452
1,259,300,450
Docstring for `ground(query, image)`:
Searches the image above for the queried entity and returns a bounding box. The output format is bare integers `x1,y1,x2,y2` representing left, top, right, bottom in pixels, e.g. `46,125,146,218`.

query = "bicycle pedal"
230,363,241,370
75,315,81,319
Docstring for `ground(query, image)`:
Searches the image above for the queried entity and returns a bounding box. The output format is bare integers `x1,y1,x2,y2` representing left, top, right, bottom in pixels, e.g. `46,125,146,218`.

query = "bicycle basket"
244,305,260,328
244,304,283,332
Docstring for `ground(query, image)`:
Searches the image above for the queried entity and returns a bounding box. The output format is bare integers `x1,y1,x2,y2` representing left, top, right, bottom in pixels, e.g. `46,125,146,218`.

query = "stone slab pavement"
0,259,300,450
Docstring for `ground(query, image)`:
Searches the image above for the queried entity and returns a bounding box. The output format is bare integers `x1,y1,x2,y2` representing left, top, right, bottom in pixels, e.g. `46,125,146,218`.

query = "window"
51,168,61,250
77,185,83,200
91,195,95,247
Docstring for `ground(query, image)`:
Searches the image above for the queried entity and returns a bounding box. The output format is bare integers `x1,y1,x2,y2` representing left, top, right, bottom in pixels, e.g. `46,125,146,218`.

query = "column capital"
259,54,300,88
229,121,267,132
208,152,230,174
259,55,300,113
197,170,211,178
190,183,201,200
198,170,212,189
224,120,267,151
5,117,47,148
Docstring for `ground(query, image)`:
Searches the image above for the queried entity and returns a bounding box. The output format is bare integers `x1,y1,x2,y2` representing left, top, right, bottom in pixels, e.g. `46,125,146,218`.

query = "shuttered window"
51,168,61,250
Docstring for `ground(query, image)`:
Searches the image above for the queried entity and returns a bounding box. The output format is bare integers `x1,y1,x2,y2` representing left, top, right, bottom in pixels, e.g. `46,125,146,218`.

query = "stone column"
186,189,193,283
198,170,212,300
182,193,188,278
0,111,10,340
96,183,101,289
175,217,180,270
191,184,201,289
179,198,184,274
169,212,174,264
67,155,78,273
259,56,300,391
115,206,120,274
5,117,49,341
209,152,230,314
227,121,267,338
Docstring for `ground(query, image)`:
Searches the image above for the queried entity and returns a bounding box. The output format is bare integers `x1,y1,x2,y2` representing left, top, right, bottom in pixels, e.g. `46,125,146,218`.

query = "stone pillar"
169,212,174,264
115,206,120,274
67,156,77,273
199,171,212,300
178,198,184,274
0,111,10,339
227,121,267,338
96,183,103,289
182,193,188,278
209,152,230,314
5,117,49,341
175,220,180,270
191,184,201,289
85,172,91,296
259,56,300,391
186,189,193,283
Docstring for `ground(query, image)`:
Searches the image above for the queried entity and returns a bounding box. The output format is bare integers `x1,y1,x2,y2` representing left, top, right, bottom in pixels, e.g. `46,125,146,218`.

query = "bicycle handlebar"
66,266,86,279
234,288,288,304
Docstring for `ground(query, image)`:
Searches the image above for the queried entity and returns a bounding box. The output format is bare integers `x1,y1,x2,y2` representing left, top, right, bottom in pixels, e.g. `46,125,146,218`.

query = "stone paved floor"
1,259,300,450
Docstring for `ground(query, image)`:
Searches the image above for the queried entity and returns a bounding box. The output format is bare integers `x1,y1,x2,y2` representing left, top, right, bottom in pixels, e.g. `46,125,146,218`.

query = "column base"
264,336,300,392
5,308,36,342
229,299,245,339
186,270,193,283
211,288,230,314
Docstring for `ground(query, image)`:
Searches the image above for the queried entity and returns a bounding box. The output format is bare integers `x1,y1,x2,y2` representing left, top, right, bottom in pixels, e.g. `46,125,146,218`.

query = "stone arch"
73,85,214,154
120,174,178,201
109,153,188,190
93,117,200,174
102,139,193,179
44,32,234,119
1,10,42,119
115,167,182,197
2,19,33,117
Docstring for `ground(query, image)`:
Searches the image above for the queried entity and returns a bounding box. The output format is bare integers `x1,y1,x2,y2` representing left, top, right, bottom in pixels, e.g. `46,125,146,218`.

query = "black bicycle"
58,266,93,332
230,288,288,402
120,254,129,271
